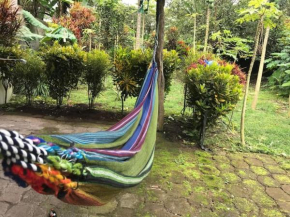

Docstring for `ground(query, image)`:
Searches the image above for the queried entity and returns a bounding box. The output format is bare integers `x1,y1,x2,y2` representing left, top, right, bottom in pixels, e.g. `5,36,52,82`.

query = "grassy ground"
68,75,186,115
204,87,290,156
5,75,290,157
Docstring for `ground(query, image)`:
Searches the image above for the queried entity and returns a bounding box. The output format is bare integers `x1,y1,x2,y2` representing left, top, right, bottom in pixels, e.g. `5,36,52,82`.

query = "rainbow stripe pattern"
0,62,158,206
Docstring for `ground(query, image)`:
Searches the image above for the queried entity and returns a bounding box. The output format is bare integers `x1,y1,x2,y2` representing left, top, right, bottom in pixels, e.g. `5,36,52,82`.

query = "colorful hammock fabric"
0,62,158,206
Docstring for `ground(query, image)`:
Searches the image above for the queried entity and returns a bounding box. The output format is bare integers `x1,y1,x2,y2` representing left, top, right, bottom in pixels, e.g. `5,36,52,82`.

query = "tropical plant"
266,29,290,116
20,10,77,44
185,60,242,149
113,47,150,112
236,0,270,146
53,2,96,42
176,40,190,57
210,30,252,61
41,42,84,107
165,26,179,51
114,47,179,112
19,0,73,20
41,26,77,45
22,9,51,31
94,0,130,50
250,1,281,110
0,0,22,46
163,49,180,92
13,50,45,105
83,49,111,109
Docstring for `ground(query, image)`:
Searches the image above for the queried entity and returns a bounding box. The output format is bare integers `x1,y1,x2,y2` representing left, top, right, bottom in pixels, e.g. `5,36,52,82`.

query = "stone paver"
119,193,139,209
282,185,290,194
277,201,290,214
0,113,290,217
266,188,290,202
258,176,281,187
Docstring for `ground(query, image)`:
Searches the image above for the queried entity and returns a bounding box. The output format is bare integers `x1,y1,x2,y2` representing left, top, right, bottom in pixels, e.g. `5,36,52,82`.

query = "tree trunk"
121,96,124,114
156,0,165,132
240,16,264,146
141,14,145,48
203,6,210,53
98,18,102,50
193,15,196,54
182,84,187,116
199,112,208,150
252,26,270,110
135,0,142,50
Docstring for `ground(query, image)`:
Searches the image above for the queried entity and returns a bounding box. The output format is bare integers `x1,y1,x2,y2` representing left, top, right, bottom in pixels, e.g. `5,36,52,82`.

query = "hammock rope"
0,60,159,206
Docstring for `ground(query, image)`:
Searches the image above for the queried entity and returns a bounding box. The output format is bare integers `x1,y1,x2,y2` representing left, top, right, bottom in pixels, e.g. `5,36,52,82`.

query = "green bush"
185,59,242,148
163,49,180,93
13,50,45,105
114,47,179,111
41,42,84,107
267,29,290,97
83,49,111,109
0,45,23,104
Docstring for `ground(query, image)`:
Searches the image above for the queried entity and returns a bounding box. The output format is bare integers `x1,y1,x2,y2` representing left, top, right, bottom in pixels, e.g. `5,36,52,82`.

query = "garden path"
0,113,289,217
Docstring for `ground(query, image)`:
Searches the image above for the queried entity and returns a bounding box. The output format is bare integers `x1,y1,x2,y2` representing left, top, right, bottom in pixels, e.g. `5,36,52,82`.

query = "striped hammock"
0,62,158,206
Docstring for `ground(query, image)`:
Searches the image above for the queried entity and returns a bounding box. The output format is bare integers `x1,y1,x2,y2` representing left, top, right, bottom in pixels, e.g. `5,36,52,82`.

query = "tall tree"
156,0,165,131
203,0,214,53
135,0,142,49
237,0,275,146
252,1,281,110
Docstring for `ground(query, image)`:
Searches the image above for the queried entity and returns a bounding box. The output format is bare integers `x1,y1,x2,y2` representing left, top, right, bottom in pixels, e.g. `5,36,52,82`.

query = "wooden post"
156,0,165,132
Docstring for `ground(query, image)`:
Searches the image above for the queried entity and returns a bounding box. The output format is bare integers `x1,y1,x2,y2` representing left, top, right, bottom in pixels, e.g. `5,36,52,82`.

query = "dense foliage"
185,53,244,147
186,62,242,127
41,42,84,107
13,50,45,105
267,28,290,116
53,2,96,42
0,0,22,46
83,49,111,109
113,47,179,111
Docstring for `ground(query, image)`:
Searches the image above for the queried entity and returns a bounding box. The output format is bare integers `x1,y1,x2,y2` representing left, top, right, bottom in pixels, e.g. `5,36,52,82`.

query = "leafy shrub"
166,26,179,50
41,42,84,107
186,53,246,85
0,45,23,104
113,48,151,111
163,49,180,93
176,40,190,57
0,0,22,46
185,58,243,148
266,29,290,116
267,29,290,98
13,50,45,105
114,47,179,111
144,31,156,49
210,30,251,61
217,60,246,85
83,49,111,109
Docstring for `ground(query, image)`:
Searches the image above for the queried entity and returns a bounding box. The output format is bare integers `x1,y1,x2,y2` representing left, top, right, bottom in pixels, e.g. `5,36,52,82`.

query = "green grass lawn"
69,75,186,115
6,75,290,157
202,85,290,157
